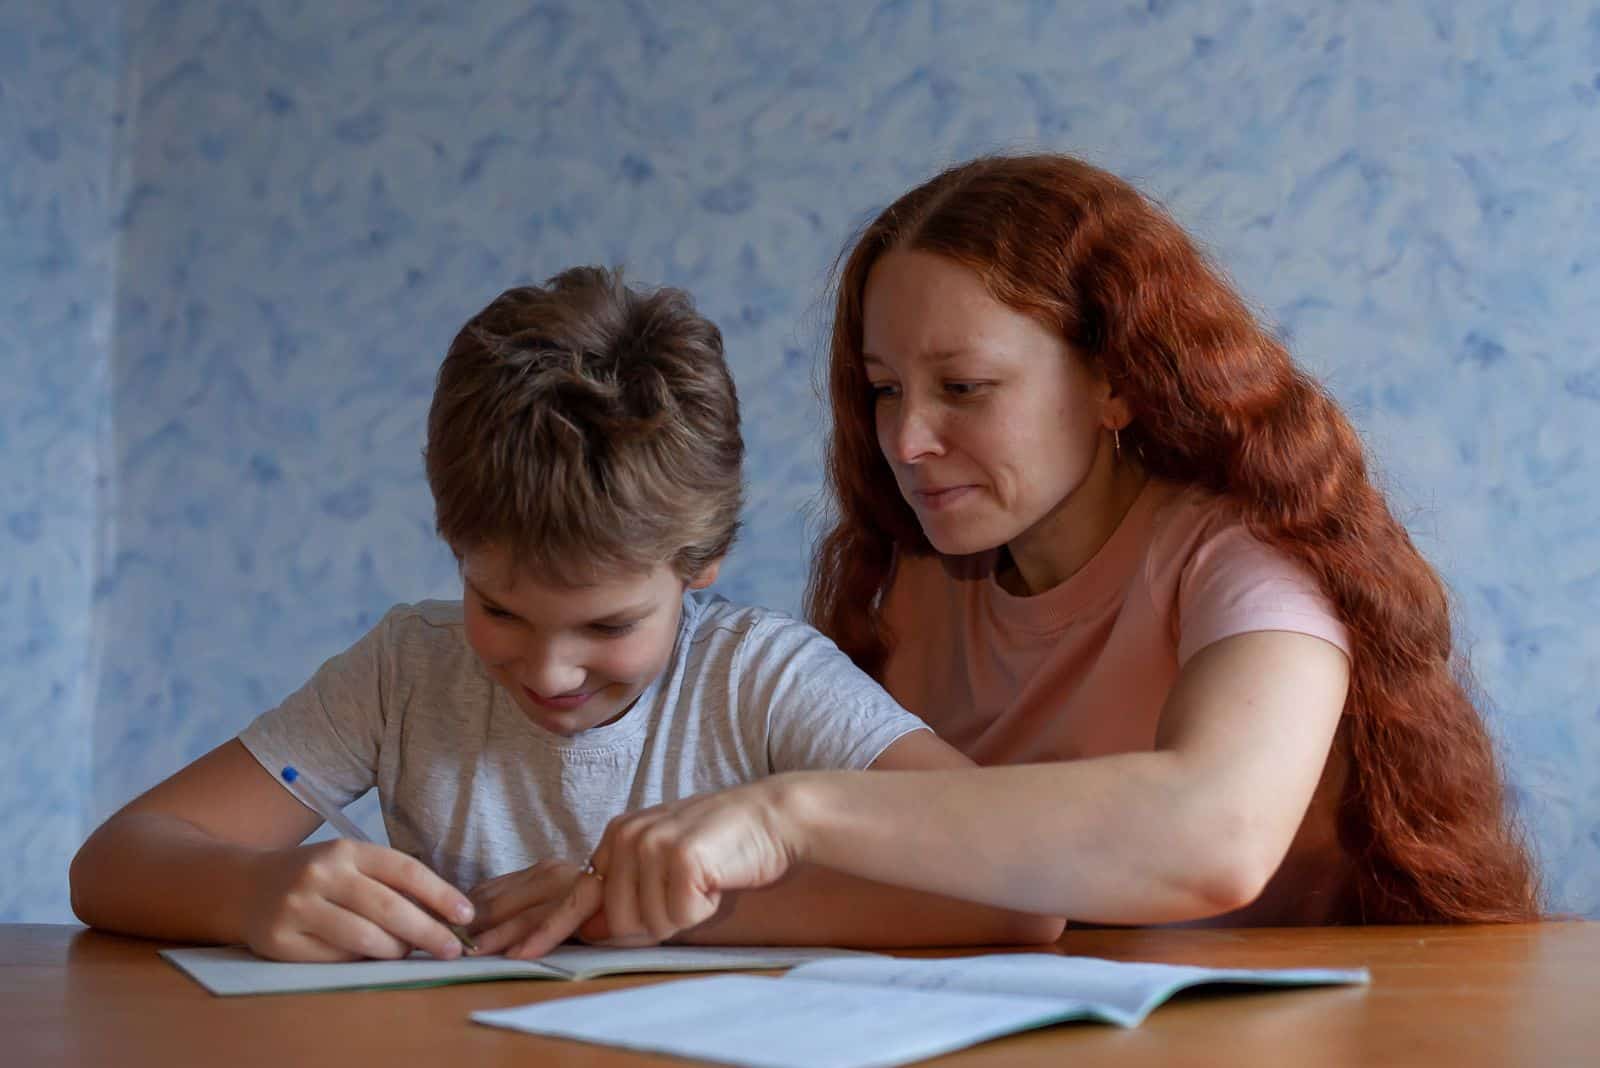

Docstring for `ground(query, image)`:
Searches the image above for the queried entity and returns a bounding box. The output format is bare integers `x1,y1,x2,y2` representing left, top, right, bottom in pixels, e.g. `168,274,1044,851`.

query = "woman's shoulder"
1141,480,1268,575
1141,481,1351,661
1146,478,1240,537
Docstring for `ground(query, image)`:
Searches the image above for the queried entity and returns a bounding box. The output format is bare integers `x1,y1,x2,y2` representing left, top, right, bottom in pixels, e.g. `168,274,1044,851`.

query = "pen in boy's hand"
278,765,477,952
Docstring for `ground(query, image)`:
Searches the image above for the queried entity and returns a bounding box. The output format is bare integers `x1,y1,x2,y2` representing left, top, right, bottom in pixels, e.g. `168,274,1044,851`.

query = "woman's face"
860,249,1123,559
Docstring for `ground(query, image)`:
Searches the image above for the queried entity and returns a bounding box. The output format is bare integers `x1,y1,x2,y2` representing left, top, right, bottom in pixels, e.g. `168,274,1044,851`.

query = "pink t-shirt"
879,478,1356,923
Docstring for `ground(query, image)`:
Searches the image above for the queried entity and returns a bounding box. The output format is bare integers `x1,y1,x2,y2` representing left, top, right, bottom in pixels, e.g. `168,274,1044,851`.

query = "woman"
520,154,1540,950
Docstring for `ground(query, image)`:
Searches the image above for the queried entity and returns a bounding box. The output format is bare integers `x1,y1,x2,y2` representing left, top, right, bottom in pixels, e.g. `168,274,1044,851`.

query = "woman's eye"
945,381,982,397
868,382,899,400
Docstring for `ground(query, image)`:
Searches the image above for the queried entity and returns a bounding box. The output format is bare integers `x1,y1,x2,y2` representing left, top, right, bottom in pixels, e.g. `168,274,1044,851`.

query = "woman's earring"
1113,427,1122,457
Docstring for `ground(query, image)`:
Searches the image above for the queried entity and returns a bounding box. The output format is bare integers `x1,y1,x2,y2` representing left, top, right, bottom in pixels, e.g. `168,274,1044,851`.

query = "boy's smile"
458,545,720,736
523,686,598,710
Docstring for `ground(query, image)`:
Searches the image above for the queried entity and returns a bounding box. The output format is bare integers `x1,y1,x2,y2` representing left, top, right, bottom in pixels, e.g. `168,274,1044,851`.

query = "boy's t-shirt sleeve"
237,609,397,807
733,613,931,774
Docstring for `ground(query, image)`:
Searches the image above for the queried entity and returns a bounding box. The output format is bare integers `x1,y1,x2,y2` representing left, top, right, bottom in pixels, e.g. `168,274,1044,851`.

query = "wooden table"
4,923,1595,1066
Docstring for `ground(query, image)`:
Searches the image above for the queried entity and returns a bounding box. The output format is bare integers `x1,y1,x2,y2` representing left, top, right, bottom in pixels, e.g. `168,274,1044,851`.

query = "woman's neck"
999,458,1150,597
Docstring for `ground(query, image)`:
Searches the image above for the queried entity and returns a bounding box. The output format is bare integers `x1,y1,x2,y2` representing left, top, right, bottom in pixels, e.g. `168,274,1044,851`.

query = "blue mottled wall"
5,1,1597,921
3,4,124,922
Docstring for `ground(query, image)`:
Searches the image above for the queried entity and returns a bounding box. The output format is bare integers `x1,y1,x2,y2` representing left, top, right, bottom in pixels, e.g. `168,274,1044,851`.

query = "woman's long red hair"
806,154,1540,924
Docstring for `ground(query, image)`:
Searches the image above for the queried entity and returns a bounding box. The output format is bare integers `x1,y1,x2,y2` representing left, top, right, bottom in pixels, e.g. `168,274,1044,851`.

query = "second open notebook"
160,944,875,996
472,953,1371,1068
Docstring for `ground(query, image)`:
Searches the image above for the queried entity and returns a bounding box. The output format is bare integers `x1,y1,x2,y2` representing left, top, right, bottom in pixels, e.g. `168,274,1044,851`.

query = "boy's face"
459,545,719,737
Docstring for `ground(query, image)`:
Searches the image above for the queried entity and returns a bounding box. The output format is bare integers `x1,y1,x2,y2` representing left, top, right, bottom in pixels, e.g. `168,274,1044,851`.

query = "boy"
70,267,1058,961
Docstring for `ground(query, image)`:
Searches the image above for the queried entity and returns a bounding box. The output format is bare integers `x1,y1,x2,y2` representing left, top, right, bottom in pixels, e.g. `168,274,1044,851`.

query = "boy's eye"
481,602,515,620
944,381,985,397
591,621,638,637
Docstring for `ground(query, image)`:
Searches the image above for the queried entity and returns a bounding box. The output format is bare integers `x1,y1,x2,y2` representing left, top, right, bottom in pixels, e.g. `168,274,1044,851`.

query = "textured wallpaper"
5,0,1597,921
2,3,123,923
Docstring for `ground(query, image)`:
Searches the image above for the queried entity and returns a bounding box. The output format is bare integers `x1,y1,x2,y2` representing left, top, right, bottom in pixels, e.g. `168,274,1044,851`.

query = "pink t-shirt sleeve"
1173,525,1352,666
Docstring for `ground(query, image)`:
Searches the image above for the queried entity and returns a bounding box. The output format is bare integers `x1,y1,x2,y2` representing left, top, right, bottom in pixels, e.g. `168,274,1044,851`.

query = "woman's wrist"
762,771,846,873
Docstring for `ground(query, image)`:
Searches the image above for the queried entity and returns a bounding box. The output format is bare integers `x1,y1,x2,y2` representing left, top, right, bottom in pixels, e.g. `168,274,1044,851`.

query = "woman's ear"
1096,372,1133,433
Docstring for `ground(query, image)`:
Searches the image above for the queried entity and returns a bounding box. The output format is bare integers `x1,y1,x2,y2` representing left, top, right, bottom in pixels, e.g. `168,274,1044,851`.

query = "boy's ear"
687,558,723,590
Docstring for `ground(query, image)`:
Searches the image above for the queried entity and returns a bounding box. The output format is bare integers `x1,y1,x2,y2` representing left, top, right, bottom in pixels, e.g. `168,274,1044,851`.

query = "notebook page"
472,973,1077,1068
161,944,879,996
546,944,876,979
160,946,563,996
787,953,1371,1026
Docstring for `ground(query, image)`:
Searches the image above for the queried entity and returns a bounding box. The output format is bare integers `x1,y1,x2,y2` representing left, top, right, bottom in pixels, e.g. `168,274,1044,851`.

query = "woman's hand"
501,778,809,960
467,859,606,959
588,777,808,946
240,840,475,962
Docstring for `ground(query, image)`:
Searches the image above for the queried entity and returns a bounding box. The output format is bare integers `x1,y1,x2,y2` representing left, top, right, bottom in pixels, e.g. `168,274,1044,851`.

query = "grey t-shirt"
239,592,928,891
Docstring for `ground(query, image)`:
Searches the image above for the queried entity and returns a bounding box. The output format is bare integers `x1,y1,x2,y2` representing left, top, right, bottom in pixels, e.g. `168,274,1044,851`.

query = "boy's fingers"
251,922,363,963
287,932,363,963
507,876,604,960
328,875,463,960
358,846,474,935
471,911,545,957
302,896,413,961
575,908,612,943
468,864,573,930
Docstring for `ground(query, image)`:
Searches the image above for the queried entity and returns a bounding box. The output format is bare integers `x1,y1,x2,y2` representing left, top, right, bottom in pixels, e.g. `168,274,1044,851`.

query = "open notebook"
473,953,1371,1068
160,944,873,996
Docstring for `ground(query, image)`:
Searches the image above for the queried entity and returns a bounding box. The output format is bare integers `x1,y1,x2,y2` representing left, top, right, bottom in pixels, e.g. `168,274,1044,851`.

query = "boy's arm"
70,739,321,942
69,739,471,959
629,731,1064,947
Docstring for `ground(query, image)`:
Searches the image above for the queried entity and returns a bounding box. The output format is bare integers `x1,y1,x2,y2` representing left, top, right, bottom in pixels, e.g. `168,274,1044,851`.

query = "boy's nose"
522,640,587,697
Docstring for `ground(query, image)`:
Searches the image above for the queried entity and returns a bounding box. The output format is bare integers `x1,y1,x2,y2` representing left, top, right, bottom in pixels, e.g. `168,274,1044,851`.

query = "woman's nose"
885,400,943,464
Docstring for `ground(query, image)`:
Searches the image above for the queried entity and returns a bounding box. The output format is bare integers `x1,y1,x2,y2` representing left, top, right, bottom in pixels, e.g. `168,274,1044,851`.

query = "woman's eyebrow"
865,347,982,369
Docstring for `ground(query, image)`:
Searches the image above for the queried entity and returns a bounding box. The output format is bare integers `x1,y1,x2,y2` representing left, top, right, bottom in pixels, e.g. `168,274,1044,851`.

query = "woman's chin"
919,520,1005,558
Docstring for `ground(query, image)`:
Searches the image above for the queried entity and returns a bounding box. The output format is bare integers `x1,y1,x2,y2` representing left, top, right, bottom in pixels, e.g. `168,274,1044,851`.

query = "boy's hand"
240,840,474,962
468,860,606,959
584,779,804,947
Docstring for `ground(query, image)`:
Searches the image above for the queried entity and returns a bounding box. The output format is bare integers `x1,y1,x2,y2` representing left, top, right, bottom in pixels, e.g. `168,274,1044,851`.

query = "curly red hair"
806,154,1541,924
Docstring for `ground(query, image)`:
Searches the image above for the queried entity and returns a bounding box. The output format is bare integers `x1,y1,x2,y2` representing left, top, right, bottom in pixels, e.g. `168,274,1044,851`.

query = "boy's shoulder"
679,590,844,667
682,589,800,639
363,600,470,663
378,599,465,634
356,600,494,697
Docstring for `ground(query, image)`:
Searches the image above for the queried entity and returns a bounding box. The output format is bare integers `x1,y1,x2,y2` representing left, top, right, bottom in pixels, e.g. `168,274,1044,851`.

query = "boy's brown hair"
425,266,743,583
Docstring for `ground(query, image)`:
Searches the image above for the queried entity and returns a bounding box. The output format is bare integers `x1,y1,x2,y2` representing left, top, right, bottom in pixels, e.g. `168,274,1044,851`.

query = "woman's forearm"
777,753,1275,925
676,864,1064,947
69,811,268,943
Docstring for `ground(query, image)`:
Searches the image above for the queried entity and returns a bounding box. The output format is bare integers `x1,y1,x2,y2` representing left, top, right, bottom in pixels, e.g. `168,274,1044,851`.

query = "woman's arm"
69,739,473,959
667,730,1065,947
504,730,1064,957
777,630,1349,921
576,629,1348,944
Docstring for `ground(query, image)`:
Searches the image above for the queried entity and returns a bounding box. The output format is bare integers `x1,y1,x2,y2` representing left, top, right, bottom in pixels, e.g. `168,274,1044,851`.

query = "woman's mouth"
913,485,975,510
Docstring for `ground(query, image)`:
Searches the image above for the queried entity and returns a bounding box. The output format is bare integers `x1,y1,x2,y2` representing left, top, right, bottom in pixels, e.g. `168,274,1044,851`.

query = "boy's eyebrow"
465,577,657,625
590,600,657,624
463,578,521,617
